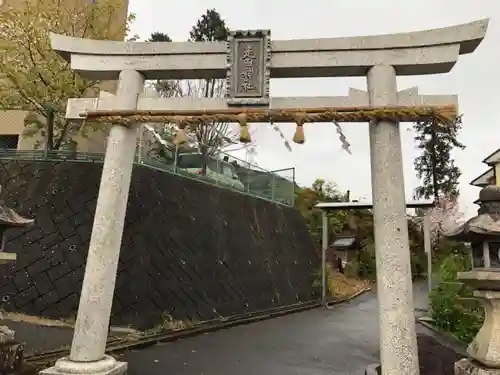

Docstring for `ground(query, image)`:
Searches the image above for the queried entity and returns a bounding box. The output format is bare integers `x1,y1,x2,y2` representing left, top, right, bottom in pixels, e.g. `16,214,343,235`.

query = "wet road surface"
124,281,428,375
124,291,381,375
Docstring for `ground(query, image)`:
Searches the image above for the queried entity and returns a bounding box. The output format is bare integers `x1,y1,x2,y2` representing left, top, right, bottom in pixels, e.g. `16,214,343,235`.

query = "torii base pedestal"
40,356,126,375
456,358,500,375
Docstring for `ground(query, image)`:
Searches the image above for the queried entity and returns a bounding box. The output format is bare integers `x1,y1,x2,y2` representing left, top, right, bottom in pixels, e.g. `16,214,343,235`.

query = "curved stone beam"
50,19,489,80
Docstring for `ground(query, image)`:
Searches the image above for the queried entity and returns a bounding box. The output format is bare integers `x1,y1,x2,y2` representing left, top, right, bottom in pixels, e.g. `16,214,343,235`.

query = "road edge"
364,316,469,375
326,287,372,309
416,318,468,357
26,300,321,367
27,286,373,369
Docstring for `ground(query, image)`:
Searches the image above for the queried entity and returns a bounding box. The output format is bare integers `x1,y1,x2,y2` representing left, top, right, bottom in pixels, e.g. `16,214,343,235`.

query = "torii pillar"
44,20,488,375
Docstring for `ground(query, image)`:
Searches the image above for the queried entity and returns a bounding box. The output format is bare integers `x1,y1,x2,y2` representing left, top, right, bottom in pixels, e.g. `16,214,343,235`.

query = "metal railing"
0,148,295,206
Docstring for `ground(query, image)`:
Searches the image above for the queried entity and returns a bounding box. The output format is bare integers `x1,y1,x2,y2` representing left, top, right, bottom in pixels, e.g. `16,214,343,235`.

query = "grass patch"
329,271,370,299
314,263,370,299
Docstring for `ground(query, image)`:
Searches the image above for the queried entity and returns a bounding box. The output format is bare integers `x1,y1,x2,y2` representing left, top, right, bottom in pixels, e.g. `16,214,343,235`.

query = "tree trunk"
200,146,209,176
54,120,72,150
430,120,439,202
46,109,55,151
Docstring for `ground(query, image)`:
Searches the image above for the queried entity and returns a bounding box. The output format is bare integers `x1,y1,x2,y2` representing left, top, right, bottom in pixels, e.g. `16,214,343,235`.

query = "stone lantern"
0,185,34,264
0,185,34,374
446,185,500,375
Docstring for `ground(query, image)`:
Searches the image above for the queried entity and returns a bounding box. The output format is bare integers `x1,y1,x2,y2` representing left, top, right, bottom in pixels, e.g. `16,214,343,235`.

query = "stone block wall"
0,160,319,329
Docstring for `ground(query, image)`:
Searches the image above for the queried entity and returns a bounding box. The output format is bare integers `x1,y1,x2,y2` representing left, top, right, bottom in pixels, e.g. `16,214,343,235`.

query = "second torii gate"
315,200,435,305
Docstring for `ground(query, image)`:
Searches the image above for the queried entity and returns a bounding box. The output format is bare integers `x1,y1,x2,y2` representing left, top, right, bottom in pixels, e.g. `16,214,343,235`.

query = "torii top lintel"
50,19,488,81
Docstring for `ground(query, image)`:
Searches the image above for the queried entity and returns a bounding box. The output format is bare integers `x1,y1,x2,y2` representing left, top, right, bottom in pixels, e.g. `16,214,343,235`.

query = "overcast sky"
128,0,499,216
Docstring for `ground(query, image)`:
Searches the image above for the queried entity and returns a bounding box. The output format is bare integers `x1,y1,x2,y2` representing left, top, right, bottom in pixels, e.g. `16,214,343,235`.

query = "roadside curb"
26,300,321,368
326,287,372,309
414,307,429,312
365,318,467,375
417,317,468,357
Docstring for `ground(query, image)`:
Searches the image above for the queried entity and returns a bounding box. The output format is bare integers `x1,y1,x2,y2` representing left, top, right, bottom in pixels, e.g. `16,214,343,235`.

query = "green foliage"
312,263,336,296
413,117,465,199
357,240,377,280
189,9,228,42
149,32,172,42
354,218,427,280
433,238,470,267
294,178,348,248
429,253,483,343
296,178,428,280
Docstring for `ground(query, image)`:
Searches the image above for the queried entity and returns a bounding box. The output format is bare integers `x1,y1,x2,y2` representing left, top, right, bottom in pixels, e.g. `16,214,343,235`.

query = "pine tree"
189,9,228,42
413,117,465,200
148,32,171,42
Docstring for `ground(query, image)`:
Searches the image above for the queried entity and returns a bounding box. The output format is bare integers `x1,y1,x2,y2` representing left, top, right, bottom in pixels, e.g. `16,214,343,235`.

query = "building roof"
483,148,500,166
0,205,34,228
470,168,494,187
469,147,500,187
331,236,357,250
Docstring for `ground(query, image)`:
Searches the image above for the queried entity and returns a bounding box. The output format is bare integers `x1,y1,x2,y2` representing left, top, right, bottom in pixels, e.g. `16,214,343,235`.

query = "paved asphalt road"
124,291,380,375
124,281,429,375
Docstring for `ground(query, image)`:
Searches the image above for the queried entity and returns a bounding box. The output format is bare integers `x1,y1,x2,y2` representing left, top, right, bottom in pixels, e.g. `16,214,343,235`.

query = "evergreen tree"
189,9,228,42
413,117,465,200
148,32,172,42
187,10,236,174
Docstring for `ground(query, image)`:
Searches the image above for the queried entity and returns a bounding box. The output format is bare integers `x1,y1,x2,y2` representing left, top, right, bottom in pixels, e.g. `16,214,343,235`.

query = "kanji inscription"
238,43,259,93
226,30,271,106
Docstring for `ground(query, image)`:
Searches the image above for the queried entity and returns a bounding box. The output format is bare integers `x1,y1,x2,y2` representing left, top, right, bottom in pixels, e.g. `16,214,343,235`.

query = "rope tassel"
237,113,251,143
174,118,188,146
293,113,307,144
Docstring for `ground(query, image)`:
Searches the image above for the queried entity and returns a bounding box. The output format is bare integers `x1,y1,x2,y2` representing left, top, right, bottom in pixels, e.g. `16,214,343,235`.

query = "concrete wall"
0,160,319,329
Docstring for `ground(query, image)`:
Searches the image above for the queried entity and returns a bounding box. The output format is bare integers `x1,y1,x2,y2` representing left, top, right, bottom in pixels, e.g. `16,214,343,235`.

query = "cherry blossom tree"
427,195,465,247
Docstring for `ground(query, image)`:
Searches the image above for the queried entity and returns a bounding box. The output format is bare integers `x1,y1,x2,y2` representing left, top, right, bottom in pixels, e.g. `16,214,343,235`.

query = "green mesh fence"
0,148,295,206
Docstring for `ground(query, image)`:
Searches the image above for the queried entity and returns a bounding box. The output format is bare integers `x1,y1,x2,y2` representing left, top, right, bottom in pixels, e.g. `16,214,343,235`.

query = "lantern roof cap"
0,186,34,228
447,185,500,242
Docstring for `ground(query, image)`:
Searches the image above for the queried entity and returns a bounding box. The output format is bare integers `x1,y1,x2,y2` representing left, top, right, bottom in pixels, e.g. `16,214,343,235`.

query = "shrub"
429,253,483,343
355,238,425,281
313,263,335,296
357,240,377,280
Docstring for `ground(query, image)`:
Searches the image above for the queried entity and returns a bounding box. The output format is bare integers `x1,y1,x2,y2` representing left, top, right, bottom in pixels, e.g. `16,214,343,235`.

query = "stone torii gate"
42,20,488,375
